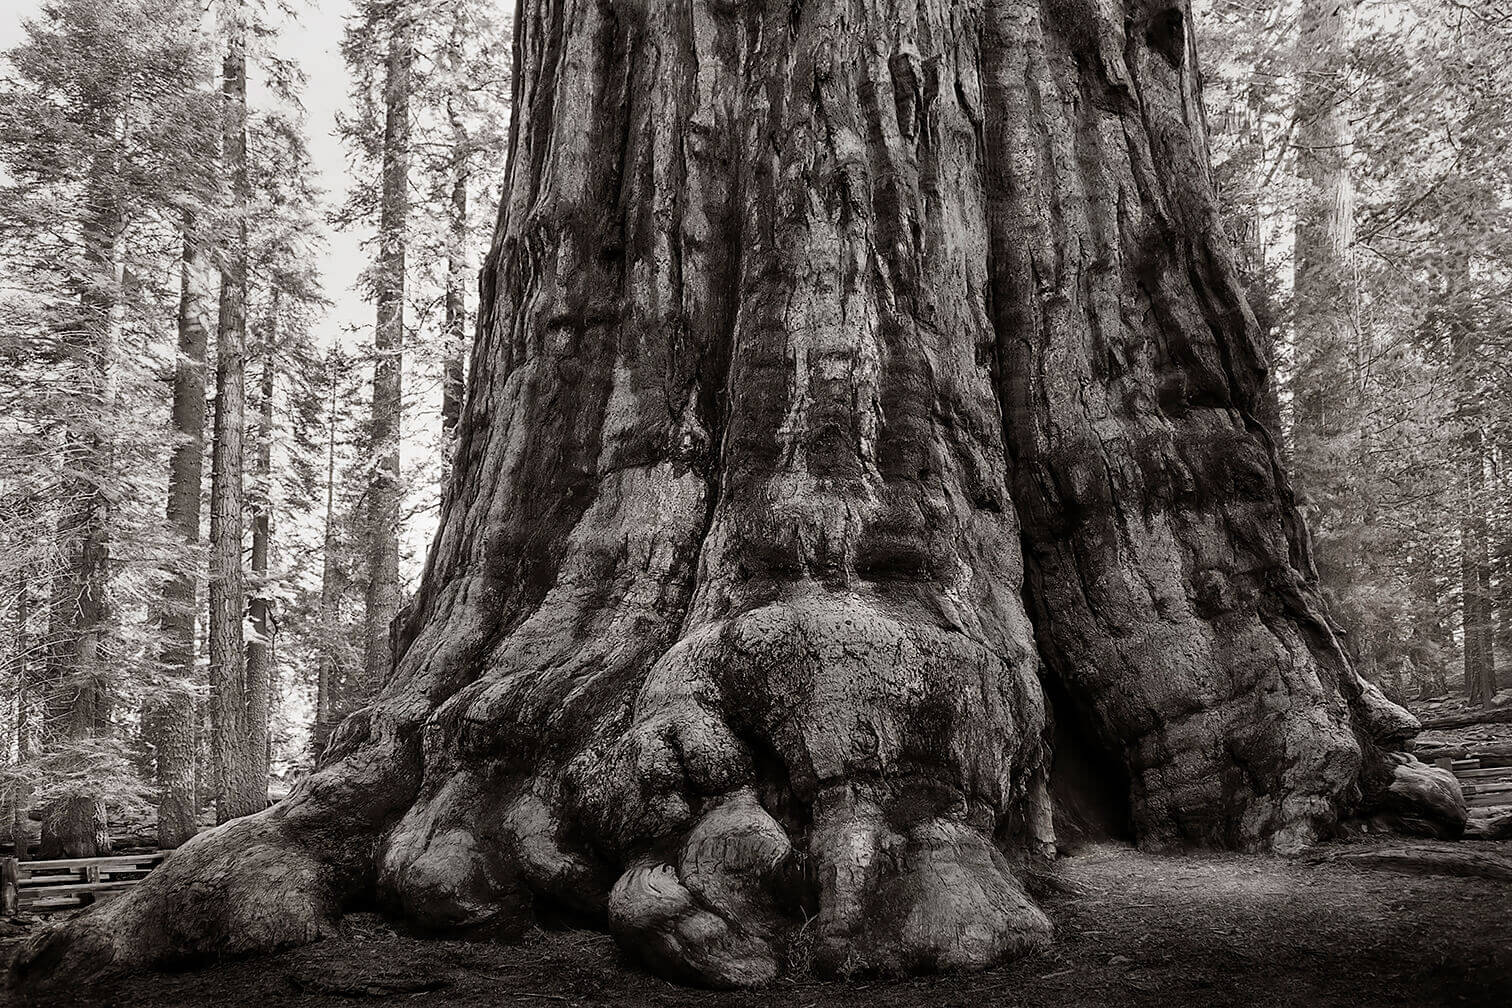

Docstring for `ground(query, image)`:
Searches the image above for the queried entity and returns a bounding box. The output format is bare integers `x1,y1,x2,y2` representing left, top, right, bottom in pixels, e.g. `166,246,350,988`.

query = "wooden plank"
18,858,164,879
16,853,166,872
21,881,136,897
1455,767,1512,781
1,857,17,916
1469,795,1512,809
20,867,155,883
25,890,130,910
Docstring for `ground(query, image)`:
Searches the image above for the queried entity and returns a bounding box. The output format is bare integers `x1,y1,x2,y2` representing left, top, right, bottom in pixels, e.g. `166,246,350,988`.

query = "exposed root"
10,812,350,986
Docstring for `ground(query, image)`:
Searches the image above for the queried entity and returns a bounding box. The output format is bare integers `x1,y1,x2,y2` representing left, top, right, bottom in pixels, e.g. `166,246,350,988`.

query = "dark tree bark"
441,175,467,446
1461,426,1497,706
246,293,277,782
1449,275,1497,706
150,215,213,850
312,355,342,758
208,2,262,822
441,10,469,454
8,567,39,860
363,4,413,693
14,0,1463,990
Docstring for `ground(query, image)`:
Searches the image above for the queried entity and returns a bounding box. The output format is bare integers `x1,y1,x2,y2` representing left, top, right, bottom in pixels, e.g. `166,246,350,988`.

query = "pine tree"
0,0,215,857
208,0,261,821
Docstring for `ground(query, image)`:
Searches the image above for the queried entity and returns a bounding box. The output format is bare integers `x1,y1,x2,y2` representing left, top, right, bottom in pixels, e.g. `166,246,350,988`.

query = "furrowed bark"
1449,255,1497,706
152,214,213,850
246,291,277,785
11,0,1465,991
313,356,341,758
209,0,261,822
363,4,413,693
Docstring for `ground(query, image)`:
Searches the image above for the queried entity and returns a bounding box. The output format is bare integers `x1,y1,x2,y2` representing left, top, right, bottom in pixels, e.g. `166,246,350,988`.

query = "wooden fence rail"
1435,758,1512,811
2,852,167,915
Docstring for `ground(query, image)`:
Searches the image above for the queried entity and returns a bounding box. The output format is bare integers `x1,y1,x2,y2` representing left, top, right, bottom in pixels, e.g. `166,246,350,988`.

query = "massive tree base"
12,0,1466,992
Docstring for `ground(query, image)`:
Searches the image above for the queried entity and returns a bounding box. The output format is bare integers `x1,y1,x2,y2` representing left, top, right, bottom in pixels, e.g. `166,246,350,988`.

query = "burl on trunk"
14,0,1462,990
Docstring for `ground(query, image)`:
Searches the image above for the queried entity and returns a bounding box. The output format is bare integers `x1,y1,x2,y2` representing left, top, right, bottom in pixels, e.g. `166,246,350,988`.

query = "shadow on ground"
8,840,1510,1008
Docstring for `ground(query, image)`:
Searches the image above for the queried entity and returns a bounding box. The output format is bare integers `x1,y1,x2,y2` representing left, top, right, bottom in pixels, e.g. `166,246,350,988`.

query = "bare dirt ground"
7,838,1510,1008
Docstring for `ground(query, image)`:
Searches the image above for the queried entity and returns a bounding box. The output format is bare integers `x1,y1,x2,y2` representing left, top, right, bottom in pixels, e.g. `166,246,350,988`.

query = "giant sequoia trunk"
14,0,1464,990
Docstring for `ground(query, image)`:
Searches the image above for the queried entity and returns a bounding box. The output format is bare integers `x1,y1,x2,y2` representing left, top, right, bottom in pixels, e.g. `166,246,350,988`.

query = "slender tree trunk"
9,569,37,860
441,157,467,450
1224,77,1285,459
1290,0,1356,506
1493,447,1512,680
152,215,213,849
16,1,1462,988
362,4,412,695
441,15,469,455
1455,324,1497,706
245,292,277,788
313,357,340,758
209,2,260,822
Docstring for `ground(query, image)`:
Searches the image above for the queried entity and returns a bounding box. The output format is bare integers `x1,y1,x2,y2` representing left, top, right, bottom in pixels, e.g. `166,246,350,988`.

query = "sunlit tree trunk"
151,214,214,849
441,10,469,458
246,290,277,783
1451,278,1497,706
1291,0,1356,449
363,3,413,693
208,0,261,821
313,355,341,758
1288,0,1356,606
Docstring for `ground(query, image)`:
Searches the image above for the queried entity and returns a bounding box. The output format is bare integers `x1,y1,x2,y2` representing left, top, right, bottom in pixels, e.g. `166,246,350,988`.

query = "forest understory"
6,839,1509,1008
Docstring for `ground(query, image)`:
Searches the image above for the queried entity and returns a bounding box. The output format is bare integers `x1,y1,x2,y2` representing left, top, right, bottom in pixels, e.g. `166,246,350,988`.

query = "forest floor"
6,838,1511,1008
